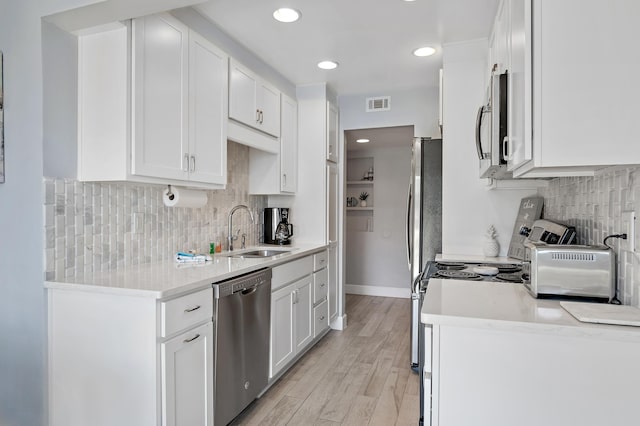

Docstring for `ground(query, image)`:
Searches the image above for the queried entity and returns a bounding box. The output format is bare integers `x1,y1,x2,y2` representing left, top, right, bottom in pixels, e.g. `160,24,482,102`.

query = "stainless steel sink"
230,249,290,258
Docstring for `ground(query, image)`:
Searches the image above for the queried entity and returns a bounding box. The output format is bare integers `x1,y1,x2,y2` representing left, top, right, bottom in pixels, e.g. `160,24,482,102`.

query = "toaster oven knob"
519,226,531,236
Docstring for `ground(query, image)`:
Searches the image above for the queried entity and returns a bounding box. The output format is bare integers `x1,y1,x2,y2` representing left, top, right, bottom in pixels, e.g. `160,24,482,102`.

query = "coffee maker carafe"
264,208,294,245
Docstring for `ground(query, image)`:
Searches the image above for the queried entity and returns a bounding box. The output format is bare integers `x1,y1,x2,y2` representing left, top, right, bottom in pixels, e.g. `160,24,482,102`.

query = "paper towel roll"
163,186,208,208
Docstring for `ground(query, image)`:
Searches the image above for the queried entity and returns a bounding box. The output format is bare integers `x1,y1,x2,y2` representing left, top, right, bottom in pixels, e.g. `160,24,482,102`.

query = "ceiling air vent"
366,96,391,112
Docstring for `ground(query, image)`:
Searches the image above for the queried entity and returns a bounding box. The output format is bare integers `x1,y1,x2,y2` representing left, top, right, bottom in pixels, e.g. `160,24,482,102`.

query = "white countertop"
45,244,326,299
421,279,640,341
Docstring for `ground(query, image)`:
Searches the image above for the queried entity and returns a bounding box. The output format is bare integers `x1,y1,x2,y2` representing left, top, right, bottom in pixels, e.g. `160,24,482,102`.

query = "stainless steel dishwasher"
213,268,271,426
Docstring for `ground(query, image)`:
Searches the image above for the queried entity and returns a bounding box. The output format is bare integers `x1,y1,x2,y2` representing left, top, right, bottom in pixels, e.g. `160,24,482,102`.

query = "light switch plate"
621,210,636,252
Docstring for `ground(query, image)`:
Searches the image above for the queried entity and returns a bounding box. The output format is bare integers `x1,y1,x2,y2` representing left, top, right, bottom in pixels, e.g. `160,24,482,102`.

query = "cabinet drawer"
313,300,329,338
272,256,313,290
313,268,328,305
160,288,213,337
313,250,328,272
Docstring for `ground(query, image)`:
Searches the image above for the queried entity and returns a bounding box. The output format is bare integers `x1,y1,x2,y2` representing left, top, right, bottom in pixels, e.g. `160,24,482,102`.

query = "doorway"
343,125,414,298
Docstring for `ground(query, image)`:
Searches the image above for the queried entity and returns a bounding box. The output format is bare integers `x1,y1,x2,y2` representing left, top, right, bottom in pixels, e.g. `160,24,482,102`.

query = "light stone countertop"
421,279,640,341
45,244,326,299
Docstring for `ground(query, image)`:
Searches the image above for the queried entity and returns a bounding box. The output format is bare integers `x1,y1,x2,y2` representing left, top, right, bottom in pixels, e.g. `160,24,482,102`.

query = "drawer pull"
184,305,201,313
184,333,201,343
320,283,325,287
319,316,325,320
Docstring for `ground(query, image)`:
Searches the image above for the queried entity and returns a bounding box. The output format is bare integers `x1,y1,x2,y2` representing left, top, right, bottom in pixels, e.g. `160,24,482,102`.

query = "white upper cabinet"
505,0,640,177
187,30,228,184
132,14,188,181
326,101,339,163
280,94,298,193
78,14,228,187
229,58,281,137
248,93,297,195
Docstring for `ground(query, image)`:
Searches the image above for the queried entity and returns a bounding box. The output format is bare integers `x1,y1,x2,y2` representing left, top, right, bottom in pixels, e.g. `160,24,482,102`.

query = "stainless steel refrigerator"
407,137,442,371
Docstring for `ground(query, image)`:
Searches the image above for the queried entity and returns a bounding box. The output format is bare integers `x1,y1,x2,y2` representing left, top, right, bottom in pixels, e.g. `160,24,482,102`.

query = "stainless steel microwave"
476,72,511,179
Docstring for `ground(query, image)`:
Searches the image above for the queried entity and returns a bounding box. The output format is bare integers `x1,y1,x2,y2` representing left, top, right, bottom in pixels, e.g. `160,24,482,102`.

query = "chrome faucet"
228,205,254,251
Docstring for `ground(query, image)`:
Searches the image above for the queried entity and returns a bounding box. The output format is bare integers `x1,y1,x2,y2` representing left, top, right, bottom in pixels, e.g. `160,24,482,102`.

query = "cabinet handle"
190,155,196,172
320,283,325,287
256,109,261,123
502,136,512,161
184,305,201,313
183,154,189,172
292,289,298,304
319,316,325,321
283,173,287,187
183,333,201,343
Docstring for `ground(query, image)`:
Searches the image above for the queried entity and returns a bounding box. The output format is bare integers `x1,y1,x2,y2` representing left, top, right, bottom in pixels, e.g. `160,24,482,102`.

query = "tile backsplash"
539,166,640,306
44,142,266,280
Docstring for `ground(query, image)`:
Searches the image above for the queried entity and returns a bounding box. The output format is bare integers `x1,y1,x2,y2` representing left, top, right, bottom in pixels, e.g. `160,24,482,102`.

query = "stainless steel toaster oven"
523,242,615,301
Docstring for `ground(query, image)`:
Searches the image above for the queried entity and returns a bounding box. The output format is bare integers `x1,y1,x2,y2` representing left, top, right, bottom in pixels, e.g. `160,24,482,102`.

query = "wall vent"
366,96,391,112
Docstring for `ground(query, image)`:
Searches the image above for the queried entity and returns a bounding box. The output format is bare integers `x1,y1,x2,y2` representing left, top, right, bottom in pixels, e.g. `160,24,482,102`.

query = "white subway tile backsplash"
539,166,640,306
44,142,267,279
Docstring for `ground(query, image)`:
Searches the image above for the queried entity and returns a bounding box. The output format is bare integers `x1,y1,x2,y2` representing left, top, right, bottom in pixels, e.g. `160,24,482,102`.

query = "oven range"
415,260,524,426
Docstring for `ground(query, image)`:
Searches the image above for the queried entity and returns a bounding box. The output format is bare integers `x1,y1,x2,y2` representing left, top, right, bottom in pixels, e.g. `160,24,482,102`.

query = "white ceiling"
195,0,499,96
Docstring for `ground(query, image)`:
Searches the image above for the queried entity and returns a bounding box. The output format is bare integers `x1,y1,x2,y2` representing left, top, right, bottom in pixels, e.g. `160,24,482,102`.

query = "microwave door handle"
475,105,485,160
502,136,509,161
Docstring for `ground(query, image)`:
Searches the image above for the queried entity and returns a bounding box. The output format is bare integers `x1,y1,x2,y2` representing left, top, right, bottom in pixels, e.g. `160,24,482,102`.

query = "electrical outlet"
621,210,636,252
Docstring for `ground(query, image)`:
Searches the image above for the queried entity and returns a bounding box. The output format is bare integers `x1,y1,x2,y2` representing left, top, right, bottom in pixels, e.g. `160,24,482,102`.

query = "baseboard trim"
345,284,411,299
330,314,347,330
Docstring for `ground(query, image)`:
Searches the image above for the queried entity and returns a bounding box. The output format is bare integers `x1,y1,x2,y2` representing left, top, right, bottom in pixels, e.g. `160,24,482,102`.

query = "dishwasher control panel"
213,268,272,298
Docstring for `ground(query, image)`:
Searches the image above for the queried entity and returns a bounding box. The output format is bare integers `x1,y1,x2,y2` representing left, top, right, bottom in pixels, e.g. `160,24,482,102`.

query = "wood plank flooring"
231,294,419,426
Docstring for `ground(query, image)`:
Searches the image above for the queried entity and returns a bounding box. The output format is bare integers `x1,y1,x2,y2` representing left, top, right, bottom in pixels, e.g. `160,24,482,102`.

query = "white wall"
345,147,411,297
0,1,201,424
339,86,440,137
441,39,536,256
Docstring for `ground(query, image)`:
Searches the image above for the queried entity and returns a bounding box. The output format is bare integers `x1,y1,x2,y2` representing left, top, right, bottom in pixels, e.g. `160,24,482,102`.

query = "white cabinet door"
294,276,313,353
258,81,281,137
507,0,532,171
188,30,227,185
162,321,214,426
270,284,295,378
327,162,338,244
229,59,258,129
280,94,298,193
229,59,281,137
326,101,339,163
328,243,338,322
132,14,189,181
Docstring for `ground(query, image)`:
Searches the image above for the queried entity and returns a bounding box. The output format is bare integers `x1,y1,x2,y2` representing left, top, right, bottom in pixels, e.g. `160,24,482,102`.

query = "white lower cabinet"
48,286,214,426
270,251,330,379
270,275,313,378
328,243,339,323
161,321,214,426
313,300,329,338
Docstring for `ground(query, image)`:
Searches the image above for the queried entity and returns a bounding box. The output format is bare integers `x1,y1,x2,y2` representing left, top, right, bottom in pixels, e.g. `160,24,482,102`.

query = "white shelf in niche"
347,180,374,185
347,207,374,211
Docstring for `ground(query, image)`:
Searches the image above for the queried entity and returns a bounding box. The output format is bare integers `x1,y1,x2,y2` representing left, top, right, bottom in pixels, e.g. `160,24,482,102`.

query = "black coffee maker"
264,207,294,245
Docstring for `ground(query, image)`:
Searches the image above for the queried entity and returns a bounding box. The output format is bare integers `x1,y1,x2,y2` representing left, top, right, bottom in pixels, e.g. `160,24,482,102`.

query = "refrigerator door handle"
406,181,412,271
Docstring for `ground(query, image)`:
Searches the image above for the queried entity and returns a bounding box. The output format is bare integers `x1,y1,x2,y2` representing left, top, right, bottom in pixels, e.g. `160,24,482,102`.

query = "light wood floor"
232,294,419,426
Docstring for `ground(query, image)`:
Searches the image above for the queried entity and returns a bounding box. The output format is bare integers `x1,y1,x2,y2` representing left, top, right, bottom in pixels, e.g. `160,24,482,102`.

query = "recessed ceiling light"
317,60,339,70
273,8,301,23
413,46,436,57
356,139,370,143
